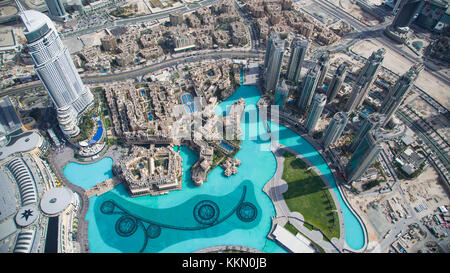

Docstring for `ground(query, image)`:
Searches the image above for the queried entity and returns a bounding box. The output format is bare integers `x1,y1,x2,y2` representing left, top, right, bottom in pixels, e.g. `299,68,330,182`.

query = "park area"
282,151,340,241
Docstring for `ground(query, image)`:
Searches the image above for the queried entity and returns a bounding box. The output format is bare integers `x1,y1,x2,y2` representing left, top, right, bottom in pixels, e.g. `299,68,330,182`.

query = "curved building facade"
16,3,93,137
391,0,425,31
13,229,36,253
6,157,38,206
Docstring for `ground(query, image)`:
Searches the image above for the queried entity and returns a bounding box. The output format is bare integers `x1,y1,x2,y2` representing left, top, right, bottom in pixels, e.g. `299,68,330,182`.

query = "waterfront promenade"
48,144,125,253
264,116,369,253
263,141,344,253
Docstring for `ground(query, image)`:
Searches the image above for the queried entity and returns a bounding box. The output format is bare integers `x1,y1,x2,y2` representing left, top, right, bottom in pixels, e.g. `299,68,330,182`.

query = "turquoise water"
73,85,286,253
63,157,114,190
64,84,365,252
267,122,365,250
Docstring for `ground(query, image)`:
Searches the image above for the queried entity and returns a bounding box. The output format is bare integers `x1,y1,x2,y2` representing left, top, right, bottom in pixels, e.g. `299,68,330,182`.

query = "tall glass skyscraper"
317,53,330,89
326,63,347,103
305,93,326,133
16,0,94,137
286,37,309,83
380,63,423,126
391,0,425,31
298,64,320,114
345,130,383,182
264,32,285,92
264,32,278,68
349,113,384,153
322,111,348,148
384,0,425,42
45,0,68,22
345,49,385,113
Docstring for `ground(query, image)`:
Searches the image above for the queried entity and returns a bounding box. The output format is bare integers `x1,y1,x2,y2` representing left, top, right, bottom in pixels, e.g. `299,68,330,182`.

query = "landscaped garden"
281,151,340,241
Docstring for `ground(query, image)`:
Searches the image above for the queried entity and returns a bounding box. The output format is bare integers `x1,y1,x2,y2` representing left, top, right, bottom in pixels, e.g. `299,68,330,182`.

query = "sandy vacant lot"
401,166,449,219
351,39,450,109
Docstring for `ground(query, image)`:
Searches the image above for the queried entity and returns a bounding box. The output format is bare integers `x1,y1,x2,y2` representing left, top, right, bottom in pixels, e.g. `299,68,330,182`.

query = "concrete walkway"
265,114,370,252
48,144,126,253
264,142,344,253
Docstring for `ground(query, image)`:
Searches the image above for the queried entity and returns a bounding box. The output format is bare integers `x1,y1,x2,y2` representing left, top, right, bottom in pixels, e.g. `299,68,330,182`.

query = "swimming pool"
181,93,195,113
219,141,234,152
64,84,365,252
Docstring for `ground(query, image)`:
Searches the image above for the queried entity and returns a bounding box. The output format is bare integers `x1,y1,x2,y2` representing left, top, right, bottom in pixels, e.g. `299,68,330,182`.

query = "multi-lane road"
0,50,263,97
62,0,221,38
313,0,450,88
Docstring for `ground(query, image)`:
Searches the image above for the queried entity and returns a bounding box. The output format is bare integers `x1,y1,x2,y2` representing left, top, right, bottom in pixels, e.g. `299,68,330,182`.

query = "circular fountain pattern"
193,200,220,225
69,84,365,252
115,216,138,237
94,184,263,252
146,224,162,239
100,201,115,215
236,202,257,222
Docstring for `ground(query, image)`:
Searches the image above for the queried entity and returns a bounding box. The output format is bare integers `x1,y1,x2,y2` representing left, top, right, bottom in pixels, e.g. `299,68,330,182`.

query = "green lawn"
282,152,340,240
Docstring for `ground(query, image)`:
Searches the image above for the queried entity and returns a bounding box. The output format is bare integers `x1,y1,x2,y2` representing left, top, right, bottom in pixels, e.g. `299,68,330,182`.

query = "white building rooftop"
40,187,73,216
271,224,315,253
15,204,39,227
0,131,42,161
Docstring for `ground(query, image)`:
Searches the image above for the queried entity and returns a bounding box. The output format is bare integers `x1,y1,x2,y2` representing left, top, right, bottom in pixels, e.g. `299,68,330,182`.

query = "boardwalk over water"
85,177,122,198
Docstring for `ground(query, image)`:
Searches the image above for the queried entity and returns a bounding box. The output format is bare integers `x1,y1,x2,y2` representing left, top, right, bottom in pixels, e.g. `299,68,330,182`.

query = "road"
313,0,450,88
0,50,263,97
396,108,450,185
61,0,220,39
376,179,447,253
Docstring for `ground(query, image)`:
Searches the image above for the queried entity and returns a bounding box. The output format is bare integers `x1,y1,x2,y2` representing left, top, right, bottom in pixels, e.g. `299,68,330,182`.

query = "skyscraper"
345,130,383,182
384,0,425,43
349,113,384,153
286,37,309,83
16,1,94,137
390,0,424,31
264,31,278,68
44,0,68,22
305,93,326,133
345,82,368,113
264,32,285,92
322,111,348,148
317,53,330,89
345,49,385,113
380,63,423,126
274,80,289,109
298,64,320,114
326,63,347,103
